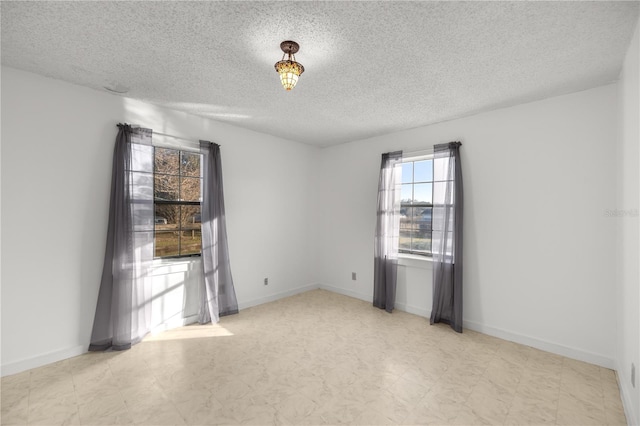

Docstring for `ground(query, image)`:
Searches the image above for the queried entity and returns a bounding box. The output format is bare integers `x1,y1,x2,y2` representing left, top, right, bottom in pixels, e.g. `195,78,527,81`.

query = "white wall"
317,84,619,368
616,16,640,426
0,67,319,374
0,60,632,400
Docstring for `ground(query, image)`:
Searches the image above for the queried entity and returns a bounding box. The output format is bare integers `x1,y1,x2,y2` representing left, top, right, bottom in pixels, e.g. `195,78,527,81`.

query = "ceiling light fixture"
274,40,304,91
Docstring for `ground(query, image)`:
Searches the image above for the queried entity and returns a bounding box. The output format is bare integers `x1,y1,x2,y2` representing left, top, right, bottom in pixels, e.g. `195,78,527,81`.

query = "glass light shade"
275,60,304,91
280,71,299,90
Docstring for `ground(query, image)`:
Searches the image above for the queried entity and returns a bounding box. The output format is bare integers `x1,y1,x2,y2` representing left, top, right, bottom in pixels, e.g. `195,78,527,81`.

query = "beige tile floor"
1,289,628,425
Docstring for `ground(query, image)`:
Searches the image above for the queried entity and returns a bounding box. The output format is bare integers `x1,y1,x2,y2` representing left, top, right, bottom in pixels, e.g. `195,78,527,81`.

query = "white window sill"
150,257,201,274
152,256,201,266
398,253,433,270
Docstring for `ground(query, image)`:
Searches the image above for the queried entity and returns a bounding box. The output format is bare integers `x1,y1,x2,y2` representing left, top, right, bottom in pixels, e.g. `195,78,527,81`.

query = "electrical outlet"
352,272,357,280
264,278,268,286
632,363,636,388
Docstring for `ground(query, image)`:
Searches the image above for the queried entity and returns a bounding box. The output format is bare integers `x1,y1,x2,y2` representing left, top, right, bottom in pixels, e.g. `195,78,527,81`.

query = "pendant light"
274,40,305,91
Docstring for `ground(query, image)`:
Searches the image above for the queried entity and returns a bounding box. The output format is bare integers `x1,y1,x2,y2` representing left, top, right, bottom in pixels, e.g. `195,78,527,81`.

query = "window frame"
153,146,203,259
399,154,434,258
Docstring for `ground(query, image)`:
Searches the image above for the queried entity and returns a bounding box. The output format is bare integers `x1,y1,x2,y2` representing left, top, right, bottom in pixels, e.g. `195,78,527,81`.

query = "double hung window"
400,156,434,256
153,147,202,258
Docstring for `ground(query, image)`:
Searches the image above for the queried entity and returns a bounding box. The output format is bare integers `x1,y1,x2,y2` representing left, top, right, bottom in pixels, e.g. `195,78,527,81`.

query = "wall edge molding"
463,319,615,369
615,358,638,426
237,283,320,310
319,284,615,369
318,284,371,303
394,301,430,318
1,285,617,381
1,345,86,377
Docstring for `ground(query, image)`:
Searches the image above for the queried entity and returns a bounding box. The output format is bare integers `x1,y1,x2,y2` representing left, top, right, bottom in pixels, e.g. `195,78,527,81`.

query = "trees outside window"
154,147,202,258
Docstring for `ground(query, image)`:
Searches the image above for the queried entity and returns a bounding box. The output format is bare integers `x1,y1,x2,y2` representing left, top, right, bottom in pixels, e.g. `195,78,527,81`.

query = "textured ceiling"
2,1,639,147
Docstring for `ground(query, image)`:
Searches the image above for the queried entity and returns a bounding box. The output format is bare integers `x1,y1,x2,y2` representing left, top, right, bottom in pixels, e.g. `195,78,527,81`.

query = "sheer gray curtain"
373,151,403,313
430,142,463,332
89,124,154,351
198,141,238,324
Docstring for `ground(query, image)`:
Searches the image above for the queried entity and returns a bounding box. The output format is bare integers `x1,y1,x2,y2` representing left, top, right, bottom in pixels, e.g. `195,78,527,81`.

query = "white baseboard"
318,284,371,303
237,283,320,310
318,284,615,370
318,283,431,318
0,286,322,378
1,345,86,377
615,359,638,426
1,284,618,393
463,319,615,369
394,301,430,318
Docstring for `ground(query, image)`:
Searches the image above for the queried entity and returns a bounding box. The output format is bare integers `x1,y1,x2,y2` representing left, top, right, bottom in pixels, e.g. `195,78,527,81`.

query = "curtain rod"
154,131,202,144
403,141,461,157
116,124,220,146
403,148,434,156
154,131,222,148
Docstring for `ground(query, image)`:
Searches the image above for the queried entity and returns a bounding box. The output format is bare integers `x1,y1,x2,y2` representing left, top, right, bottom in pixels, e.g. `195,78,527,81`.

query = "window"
153,147,202,258
400,156,434,256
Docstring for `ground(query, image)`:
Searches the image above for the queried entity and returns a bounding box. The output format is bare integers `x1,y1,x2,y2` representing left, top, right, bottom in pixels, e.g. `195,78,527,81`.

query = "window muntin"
400,157,434,256
153,147,203,258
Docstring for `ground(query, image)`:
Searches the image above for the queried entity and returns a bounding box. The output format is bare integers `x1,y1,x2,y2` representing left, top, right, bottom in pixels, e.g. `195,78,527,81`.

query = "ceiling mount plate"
280,40,300,54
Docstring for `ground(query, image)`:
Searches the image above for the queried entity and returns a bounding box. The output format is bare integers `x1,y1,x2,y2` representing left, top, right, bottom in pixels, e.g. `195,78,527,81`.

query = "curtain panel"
198,141,238,324
373,151,403,313
430,141,463,332
89,124,154,351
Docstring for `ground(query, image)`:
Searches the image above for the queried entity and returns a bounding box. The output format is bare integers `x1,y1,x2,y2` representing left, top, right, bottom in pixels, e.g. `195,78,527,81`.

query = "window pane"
132,172,154,231
181,177,201,202
154,147,203,258
132,171,153,200
134,231,154,259
181,206,201,255
399,228,412,251
181,152,201,177
432,207,443,232
401,184,413,203
432,206,455,232
155,203,179,258
155,175,179,200
400,206,413,251
414,160,433,183
432,232,454,258
181,230,202,256
155,148,179,175
413,183,432,204
133,199,154,232
446,231,454,258
432,181,454,205
415,207,432,232
433,155,452,181
155,205,179,230
412,229,431,253
400,206,413,228
181,205,201,229
400,206,409,221
156,232,179,257
401,162,413,184
131,144,154,172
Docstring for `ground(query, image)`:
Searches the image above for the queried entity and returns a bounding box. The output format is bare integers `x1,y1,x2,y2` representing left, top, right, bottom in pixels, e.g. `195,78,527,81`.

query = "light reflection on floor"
144,323,234,341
